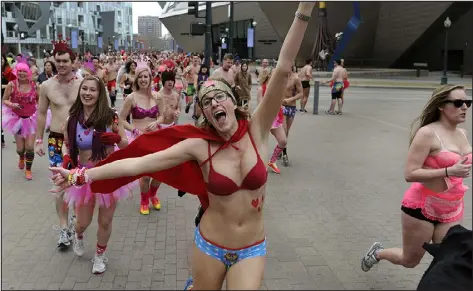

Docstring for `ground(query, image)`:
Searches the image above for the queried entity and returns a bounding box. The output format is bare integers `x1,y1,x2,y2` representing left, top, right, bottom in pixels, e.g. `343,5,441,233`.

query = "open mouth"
460,113,466,117
213,110,227,124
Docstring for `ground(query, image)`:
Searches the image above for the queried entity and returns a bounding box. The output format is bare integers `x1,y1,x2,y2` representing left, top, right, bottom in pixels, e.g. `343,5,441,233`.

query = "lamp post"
440,17,451,85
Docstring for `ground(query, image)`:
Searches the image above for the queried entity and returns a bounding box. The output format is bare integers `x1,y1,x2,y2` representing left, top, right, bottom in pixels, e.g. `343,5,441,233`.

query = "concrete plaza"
1,86,471,290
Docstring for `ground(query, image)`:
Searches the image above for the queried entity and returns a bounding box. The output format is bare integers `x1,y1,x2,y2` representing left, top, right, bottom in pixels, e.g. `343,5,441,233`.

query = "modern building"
1,2,133,57
138,16,162,38
160,1,472,73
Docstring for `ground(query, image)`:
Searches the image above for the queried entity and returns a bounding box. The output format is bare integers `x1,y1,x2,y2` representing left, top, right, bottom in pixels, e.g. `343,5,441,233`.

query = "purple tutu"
2,106,38,137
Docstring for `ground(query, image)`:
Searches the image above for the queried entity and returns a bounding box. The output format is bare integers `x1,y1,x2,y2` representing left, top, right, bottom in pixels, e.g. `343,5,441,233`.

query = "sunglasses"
443,99,472,108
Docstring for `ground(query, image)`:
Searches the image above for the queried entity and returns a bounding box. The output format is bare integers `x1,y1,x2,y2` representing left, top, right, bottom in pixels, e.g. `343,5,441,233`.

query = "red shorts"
107,80,117,91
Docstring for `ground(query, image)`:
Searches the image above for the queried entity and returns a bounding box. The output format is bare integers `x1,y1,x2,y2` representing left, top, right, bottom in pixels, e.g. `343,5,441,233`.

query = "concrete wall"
371,2,452,67
406,6,473,73
160,2,282,59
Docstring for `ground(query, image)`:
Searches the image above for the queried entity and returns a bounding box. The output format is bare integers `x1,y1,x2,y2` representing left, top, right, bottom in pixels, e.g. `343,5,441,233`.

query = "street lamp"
440,17,451,85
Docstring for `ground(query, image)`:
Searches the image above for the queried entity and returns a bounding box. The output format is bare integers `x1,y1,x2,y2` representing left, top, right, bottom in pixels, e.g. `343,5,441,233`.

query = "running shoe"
268,162,281,174
18,157,25,170
25,170,33,180
73,234,85,256
57,228,71,249
282,154,289,167
361,242,383,272
92,253,108,274
140,203,150,215
150,196,161,210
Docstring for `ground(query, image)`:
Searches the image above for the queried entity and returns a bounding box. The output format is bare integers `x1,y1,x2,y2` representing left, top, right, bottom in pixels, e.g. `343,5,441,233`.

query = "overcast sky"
132,2,169,35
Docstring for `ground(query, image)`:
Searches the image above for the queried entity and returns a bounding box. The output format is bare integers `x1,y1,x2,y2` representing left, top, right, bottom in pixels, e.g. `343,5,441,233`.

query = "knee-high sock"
149,184,160,198
17,150,25,160
140,192,149,204
25,151,34,170
270,145,284,163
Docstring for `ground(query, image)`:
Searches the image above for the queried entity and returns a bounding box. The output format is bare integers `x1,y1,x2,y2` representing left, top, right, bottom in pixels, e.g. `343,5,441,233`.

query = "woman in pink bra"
119,61,165,215
49,3,314,289
361,84,472,272
2,61,39,180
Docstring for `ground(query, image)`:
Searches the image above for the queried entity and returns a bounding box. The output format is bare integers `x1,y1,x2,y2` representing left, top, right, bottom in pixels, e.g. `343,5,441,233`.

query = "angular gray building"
160,1,472,72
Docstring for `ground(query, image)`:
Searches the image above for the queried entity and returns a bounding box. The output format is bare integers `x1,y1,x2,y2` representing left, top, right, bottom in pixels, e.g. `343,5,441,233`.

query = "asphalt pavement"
1,86,471,290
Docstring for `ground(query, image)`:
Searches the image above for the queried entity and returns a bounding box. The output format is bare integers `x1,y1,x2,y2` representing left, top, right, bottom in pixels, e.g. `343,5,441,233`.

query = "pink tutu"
2,106,38,137
64,180,138,208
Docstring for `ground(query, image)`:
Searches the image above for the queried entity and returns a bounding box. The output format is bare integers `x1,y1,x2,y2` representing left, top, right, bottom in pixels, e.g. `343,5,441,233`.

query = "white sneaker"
56,228,71,249
92,253,108,274
73,234,85,257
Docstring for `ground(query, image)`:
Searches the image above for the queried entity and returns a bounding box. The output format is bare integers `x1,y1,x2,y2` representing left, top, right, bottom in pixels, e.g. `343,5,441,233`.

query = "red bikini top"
203,132,267,196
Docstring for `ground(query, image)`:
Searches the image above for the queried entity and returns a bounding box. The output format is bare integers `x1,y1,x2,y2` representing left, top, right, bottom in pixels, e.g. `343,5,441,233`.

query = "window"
96,5,101,12
78,2,83,9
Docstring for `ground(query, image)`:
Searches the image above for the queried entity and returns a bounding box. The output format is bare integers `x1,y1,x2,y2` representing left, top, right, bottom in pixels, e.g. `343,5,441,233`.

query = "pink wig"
13,62,32,79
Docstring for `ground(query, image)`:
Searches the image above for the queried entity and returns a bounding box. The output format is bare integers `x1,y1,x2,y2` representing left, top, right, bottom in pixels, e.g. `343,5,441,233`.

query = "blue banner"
328,1,361,71
247,28,254,48
222,43,227,49
71,30,78,49
114,39,119,50
98,37,103,48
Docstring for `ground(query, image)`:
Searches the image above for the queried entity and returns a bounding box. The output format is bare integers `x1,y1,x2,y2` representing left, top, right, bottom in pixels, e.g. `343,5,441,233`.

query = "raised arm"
251,2,315,140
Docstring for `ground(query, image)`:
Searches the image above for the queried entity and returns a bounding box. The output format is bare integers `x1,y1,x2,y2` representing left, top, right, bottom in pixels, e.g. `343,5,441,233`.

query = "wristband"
295,11,311,22
35,138,43,144
67,167,91,188
132,128,140,136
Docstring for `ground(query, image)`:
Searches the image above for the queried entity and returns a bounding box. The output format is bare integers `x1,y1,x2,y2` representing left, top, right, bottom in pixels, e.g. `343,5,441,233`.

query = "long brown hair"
409,84,465,146
67,76,115,165
198,78,250,129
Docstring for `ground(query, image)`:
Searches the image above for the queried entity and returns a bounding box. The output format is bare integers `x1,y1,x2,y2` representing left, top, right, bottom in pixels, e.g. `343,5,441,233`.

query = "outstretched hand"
49,167,71,193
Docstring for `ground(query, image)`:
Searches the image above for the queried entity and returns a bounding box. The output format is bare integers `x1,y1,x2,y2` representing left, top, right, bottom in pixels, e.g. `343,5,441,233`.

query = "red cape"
90,120,249,210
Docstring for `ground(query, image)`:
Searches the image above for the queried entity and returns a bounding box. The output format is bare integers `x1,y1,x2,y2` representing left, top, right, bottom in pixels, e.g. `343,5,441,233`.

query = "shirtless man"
211,54,235,87
255,58,270,82
92,57,105,81
35,49,83,250
157,71,181,128
324,59,346,115
298,59,312,112
103,56,120,107
281,66,303,165
183,54,201,113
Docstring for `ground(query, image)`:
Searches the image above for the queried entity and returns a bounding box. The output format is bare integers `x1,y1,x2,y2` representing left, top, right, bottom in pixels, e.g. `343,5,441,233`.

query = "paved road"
1,87,472,290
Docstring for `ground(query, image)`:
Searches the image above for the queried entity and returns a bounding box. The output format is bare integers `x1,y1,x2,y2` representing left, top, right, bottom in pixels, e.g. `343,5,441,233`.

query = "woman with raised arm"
50,3,315,289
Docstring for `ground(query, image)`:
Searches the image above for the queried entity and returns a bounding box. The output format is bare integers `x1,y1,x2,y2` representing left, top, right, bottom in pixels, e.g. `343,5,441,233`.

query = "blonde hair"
409,84,465,145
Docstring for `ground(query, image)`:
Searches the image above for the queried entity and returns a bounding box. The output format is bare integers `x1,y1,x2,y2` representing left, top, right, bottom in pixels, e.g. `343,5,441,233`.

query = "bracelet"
132,128,140,136
445,167,449,177
295,11,311,22
35,138,43,144
67,167,91,188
